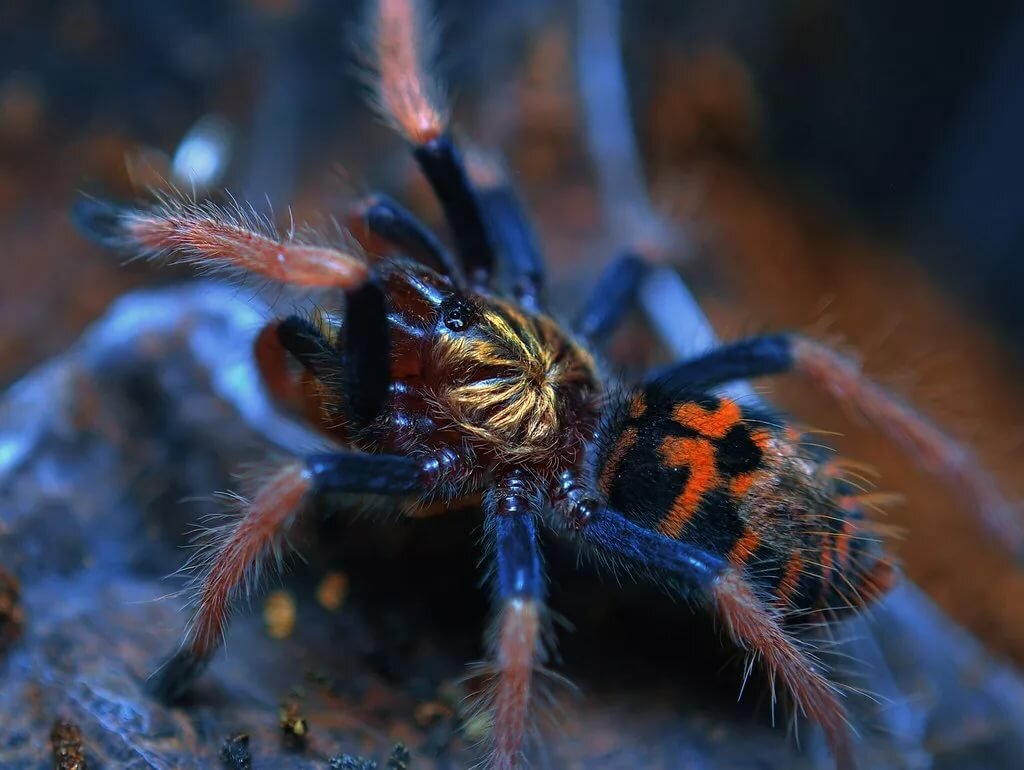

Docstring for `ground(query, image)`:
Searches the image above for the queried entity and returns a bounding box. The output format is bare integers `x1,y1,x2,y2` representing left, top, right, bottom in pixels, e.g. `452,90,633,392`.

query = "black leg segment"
361,193,466,286
569,503,727,597
413,135,496,288
276,315,344,383
476,183,546,312
489,512,545,601
486,471,545,601
572,252,648,345
341,275,392,428
306,451,423,496
72,196,126,246
647,334,793,391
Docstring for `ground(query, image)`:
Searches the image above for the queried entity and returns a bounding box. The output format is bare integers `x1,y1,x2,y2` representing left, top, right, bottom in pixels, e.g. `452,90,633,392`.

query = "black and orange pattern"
597,383,895,616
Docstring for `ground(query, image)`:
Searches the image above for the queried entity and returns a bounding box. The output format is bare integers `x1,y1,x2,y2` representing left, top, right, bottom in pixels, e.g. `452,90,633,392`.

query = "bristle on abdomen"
813,482,898,614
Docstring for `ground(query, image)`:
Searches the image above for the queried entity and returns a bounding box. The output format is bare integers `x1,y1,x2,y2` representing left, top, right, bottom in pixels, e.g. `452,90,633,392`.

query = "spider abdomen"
596,384,895,615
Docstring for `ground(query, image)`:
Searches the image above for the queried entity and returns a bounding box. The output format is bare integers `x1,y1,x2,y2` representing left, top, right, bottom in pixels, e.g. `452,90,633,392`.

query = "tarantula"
73,1,1018,768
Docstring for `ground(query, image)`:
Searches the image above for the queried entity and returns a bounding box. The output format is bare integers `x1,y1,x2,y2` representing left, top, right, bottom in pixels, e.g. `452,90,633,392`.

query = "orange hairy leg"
148,450,430,702
490,599,543,770
713,572,855,770
186,463,310,660
150,462,312,700
790,336,1022,556
73,196,369,289
558,494,857,769
481,476,548,770
368,0,497,287
371,0,446,144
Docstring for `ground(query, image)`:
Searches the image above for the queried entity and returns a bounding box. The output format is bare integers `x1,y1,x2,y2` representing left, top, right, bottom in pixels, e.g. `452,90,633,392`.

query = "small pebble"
51,719,86,770
386,743,411,770
461,710,492,744
220,732,251,770
263,590,296,639
413,700,451,727
328,755,377,770
279,700,308,749
316,571,349,611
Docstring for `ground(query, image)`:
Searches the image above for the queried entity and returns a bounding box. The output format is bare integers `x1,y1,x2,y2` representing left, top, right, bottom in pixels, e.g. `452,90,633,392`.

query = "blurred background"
2,0,1024,703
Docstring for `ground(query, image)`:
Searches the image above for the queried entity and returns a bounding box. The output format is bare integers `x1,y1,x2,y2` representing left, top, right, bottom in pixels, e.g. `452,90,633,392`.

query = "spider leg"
368,0,557,299
337,276,391,427
649,333,1023,557
353,193,466,286
371,0,555,306
646,334,790,389
369,0,495,288
412,137,496,288
76,192,393,426
149,449,452,702
557,497,855,770
254,321,310,413
481,473,547,770
571,251,648,345
254,280,390,433
576,0,685,264
464,151,546,312
73,195,368,289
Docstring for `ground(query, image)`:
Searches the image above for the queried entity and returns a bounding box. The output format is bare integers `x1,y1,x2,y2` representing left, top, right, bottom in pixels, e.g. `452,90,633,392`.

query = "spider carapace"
73,0,1019,768
328,257,604,471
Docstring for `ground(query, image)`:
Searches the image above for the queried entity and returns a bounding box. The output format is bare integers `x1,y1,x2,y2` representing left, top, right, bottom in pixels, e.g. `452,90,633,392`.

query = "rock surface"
1,283,1023,769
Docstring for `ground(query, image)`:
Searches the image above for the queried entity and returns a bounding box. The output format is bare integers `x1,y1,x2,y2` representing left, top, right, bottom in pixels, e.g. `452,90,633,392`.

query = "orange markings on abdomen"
656,435,718,539
728,528,761,567
671,398,742,438
598,426,638,497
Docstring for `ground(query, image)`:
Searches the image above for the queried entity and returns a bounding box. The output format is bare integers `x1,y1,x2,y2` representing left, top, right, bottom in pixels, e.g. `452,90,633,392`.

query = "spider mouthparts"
72,196,126,246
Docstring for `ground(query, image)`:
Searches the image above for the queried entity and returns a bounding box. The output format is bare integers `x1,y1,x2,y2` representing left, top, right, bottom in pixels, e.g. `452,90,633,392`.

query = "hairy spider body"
598,382,894,615
72,1,1019,768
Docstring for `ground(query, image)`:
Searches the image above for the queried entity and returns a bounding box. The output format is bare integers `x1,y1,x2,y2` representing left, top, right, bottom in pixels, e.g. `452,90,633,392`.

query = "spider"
73,0,1019,768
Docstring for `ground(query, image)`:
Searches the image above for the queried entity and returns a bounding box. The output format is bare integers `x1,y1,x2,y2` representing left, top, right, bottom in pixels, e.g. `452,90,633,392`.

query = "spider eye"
441,295,478,332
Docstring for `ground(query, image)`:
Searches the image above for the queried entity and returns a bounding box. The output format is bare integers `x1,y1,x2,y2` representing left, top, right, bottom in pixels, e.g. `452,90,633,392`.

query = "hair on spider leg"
73,190,373,291
459,655,575,770
360,1,499,288
362,0,447,146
